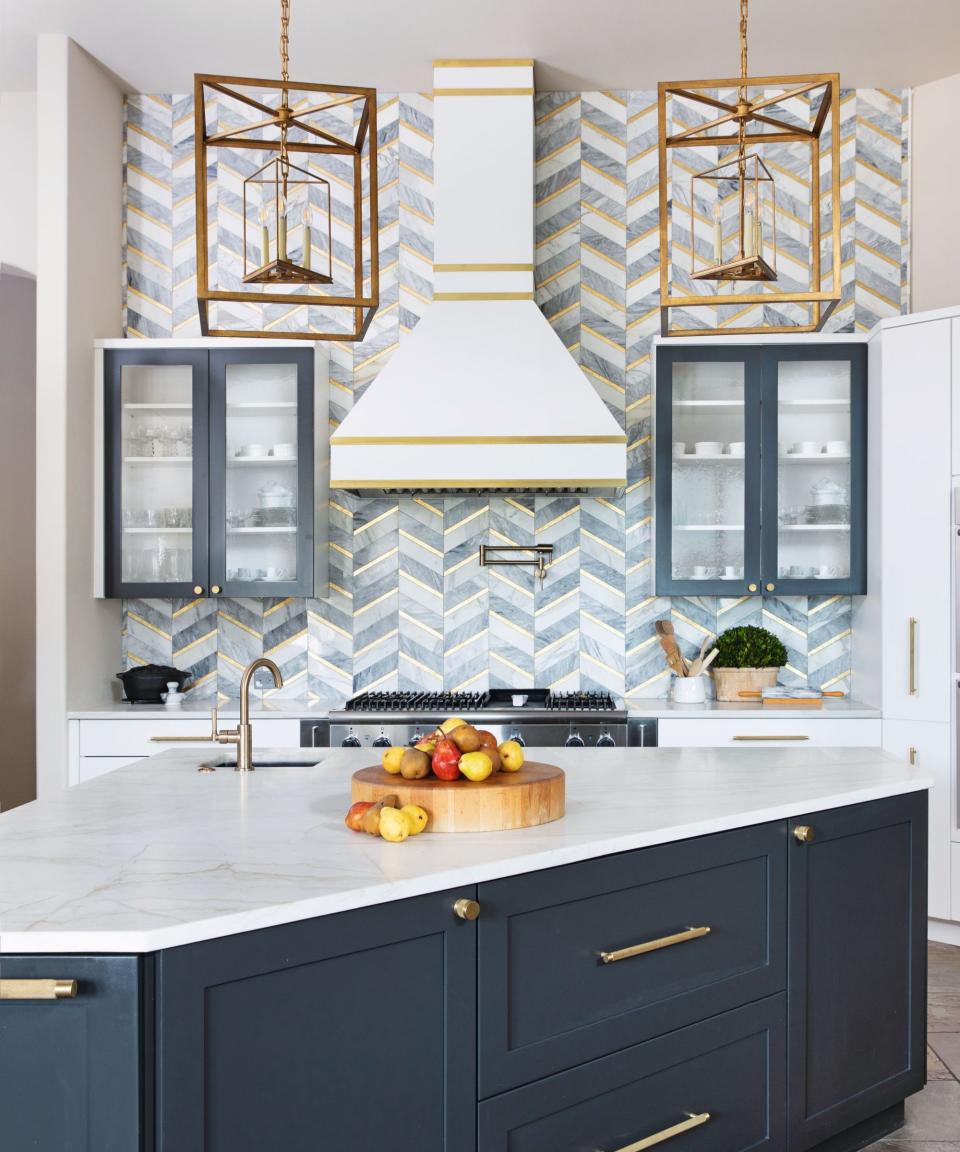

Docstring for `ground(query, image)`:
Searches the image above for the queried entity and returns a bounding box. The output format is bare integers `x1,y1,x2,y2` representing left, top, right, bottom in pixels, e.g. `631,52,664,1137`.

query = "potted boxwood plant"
711,625,788,702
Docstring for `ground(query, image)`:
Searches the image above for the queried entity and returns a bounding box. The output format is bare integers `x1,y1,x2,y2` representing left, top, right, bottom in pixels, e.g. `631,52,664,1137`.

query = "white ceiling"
2,0,959,94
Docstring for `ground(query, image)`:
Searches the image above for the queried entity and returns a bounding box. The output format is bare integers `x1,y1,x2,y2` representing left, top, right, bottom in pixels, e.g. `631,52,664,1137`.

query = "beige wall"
0,268,37,810
911,72,960,313
0,93,37,276
35,36,122,796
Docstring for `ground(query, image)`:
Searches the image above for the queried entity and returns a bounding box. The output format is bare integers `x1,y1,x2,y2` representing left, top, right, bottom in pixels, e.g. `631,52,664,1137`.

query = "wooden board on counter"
351,762,565,833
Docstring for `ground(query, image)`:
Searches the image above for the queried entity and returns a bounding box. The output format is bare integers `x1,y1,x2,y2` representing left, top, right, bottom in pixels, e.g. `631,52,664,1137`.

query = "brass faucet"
216,657,284,771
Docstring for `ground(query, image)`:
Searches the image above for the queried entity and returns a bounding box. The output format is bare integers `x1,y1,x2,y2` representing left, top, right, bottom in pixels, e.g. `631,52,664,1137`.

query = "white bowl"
824,440,849,456
726,442,745,457
270,443,295,458
694,441,723,456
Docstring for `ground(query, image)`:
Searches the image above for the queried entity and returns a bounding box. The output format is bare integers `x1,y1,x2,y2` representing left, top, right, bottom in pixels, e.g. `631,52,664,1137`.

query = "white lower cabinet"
883,718,951,921
69,716,303,785
657,717,881,748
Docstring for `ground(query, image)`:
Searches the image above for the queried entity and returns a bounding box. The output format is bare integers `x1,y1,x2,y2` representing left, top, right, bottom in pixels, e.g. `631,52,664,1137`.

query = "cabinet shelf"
122,402,192,411
779,454,850,463
123,457,193,465
226,526,297,535
123,527,192,535
227,402,298,412
673,455,744,463
675,524,745,532
779,399,850,413
779,523,850,531
229,457,298,465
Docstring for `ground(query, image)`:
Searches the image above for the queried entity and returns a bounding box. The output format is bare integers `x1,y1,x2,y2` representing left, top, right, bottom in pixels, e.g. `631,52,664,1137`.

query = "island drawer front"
0,954,143,1152
477,822,786,1097
78,716,302,756
657,717,881,748
478,994,785,1152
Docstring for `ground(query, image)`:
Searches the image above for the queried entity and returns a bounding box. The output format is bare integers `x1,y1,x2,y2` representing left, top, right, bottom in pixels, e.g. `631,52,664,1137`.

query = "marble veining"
0,746,927,954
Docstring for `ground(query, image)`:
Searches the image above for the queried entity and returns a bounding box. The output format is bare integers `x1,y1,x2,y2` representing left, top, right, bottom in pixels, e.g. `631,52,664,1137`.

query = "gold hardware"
909,746,918,766
733,734,809,741
765,582,776,592
908,617,918,695
193,585,204,595
216,658,284,771
453,898,480,921
607,1111,711,1151
151,708,221,743
600,925,711,965
794,825,815,843
747,582,758,592
0,979,78,1000
211,585,222,595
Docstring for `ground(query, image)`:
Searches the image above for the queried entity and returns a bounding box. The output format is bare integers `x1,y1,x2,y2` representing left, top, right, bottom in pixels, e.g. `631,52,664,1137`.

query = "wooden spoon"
689,633,714,676
655,619,688,676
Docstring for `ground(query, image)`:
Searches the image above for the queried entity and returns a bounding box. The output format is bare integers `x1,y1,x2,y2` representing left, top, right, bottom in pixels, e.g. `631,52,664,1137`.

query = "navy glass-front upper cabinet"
655,341,867,598
101,343,320,600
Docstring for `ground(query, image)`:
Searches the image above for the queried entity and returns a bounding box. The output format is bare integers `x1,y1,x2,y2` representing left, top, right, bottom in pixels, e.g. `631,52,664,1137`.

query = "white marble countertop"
0,746,926,955
625,698,881,719
67,699,331,719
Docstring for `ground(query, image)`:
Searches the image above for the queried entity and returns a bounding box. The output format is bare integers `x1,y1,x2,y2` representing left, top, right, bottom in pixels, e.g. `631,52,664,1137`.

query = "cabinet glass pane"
120,364,194,585
224,362,300,584
670,362,746,581
776,360,851,580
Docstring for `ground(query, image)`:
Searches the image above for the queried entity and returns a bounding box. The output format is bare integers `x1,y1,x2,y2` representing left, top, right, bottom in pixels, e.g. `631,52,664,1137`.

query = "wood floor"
871,942,960,1149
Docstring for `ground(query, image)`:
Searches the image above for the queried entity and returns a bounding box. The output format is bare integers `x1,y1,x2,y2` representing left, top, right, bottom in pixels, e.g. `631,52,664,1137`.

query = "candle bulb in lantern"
755,198,764,261
278,192,288,262
743,189,756,258
259,204,270,267
713,202,723,265
302,202,311,271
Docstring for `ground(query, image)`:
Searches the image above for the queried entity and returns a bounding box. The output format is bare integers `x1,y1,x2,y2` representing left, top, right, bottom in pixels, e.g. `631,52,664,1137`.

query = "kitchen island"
0,747,930,1152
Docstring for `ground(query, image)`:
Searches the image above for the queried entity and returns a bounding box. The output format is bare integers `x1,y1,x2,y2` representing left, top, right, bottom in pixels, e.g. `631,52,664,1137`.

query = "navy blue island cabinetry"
0,792,927,1152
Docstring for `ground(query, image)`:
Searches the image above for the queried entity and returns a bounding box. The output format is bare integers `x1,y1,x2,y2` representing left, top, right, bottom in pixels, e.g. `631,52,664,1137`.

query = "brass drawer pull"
732,734,809,742
600,925,711,965
608,1110,711,1151
0,979,78,1000
908,616,917,695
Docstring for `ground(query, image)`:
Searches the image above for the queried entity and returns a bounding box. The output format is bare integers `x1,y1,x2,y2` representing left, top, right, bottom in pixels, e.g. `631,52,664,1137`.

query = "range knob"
596,731,616,748
408,732,423,747
565,732,585,748
508,731,526,748
341,730,362,748
372,731,391,748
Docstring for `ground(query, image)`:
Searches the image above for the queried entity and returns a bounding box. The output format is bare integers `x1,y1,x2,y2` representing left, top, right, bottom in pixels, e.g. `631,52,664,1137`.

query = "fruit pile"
344,795,428,843
381,718,525,783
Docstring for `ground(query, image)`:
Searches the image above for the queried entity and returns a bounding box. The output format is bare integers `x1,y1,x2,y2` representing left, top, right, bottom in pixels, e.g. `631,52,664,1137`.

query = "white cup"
672,674,706,704
264,566,288,580
270,443,295,458
726,442,745,457
724,565,743,579
824,440,849,456
240,443,266,458
694,441,723,456
693,564,709,578
672,441,686,458
793,441,818,456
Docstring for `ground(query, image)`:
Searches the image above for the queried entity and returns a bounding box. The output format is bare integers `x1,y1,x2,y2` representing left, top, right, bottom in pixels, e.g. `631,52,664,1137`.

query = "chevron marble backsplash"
121,89,910,702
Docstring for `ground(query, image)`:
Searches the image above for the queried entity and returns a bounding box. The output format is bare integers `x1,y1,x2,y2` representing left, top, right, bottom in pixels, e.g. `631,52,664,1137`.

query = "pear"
361,794,399,835
450,725,482,753
400,748,431,779
379,807,411,843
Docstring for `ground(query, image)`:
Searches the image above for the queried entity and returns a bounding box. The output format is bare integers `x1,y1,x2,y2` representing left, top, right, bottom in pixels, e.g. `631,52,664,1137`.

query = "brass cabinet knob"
453,898,480,921
193,585,204,596
766,582,776,592
211,585,222,595
747,583,758,593
793,825,815,844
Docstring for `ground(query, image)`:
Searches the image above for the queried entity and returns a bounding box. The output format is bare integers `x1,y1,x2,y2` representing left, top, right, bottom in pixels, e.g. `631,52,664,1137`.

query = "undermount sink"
198,756,323,771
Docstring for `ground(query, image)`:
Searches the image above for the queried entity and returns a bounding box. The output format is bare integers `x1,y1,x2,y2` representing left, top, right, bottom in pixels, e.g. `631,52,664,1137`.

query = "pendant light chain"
737,0,749,160
280,0,290,85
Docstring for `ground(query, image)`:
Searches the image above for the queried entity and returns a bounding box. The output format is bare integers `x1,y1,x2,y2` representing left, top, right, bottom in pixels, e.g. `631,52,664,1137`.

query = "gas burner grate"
345,691,491,713
547,691,618,712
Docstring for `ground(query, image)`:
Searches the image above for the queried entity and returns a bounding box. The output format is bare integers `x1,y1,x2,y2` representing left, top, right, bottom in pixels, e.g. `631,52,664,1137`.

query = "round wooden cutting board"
351,762,565,833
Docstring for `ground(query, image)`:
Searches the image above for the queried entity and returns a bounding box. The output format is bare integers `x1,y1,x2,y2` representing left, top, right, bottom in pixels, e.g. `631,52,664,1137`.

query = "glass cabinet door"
655,349,761,596
209,349,315,598
762,346,866,595
104,350,209,597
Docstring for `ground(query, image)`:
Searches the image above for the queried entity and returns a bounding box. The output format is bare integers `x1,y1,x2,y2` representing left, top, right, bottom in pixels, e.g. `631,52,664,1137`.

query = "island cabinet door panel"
478,995,786,1152
477,822,786,1097
155,887,477,1152
787,792,927,1152
0,955,144,1152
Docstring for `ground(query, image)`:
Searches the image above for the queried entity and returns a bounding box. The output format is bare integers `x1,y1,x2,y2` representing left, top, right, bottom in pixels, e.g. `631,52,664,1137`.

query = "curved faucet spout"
239,657,283,728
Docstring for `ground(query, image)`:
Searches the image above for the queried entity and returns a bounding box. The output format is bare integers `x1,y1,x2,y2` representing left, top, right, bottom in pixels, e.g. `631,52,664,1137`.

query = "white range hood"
330,61,627,496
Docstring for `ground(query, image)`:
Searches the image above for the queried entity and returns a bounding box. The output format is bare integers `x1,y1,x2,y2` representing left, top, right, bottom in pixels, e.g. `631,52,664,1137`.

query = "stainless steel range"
303,689,655,750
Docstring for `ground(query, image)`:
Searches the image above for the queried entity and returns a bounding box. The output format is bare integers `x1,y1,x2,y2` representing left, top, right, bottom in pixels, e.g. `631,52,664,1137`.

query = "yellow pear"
401,804,429,834
379,807,411,843
459,750,494,782
440,717,467,734
381,746,404,774
498,740,524,772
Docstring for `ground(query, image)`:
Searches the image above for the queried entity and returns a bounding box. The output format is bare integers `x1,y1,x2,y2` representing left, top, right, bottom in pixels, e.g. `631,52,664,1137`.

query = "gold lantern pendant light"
243,0,332,286
691,0,777,283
